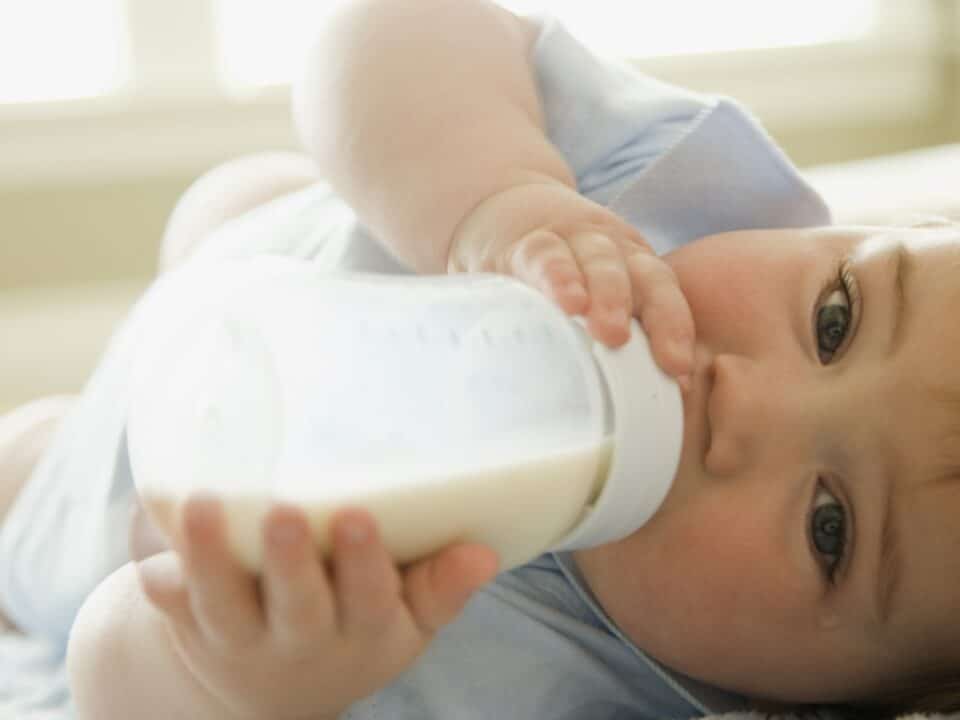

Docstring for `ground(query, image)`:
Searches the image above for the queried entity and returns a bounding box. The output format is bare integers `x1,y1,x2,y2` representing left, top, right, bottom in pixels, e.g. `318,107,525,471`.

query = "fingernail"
606,307,629,327
137,552,178,588
676,374,693,394
565,281,587,299
558,282,588,315
338,517,369,546
269,519,303,548
184,494,220,535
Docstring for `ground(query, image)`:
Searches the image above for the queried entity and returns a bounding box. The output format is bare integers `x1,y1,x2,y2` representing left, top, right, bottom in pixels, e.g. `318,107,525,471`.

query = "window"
503,0,875,57
213,0,341,91
213,0,877,89
0,0,130,104
0,0,952,186
208,0,936,131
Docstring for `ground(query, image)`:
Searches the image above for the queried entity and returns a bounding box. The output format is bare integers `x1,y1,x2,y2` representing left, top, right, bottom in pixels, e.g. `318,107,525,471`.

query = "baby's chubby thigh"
159,151,320,272
67,559,233,720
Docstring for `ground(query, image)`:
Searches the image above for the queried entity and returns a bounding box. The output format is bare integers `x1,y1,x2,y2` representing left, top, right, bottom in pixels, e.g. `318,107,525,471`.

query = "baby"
2,1,959,718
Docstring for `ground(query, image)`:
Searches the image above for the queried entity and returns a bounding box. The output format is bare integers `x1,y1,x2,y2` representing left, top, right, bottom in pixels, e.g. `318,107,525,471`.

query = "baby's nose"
703,353,810,477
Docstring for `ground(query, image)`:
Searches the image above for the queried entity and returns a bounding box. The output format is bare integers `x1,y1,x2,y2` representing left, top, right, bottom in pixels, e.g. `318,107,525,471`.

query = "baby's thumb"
403,544,499,635
129,498,171,562
135,551,195,630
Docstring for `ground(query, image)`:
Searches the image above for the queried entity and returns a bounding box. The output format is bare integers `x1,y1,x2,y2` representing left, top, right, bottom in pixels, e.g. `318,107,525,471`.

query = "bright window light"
0,0,129,104
213,0,343,91
214,0,877,89
501,1,876,57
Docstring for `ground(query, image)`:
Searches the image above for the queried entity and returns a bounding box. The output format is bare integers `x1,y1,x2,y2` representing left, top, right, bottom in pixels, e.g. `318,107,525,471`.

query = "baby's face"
574,222,960,704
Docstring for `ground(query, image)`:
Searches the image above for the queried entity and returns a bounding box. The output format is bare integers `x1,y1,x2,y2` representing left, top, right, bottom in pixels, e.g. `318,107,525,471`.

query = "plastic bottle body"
127,256,682,570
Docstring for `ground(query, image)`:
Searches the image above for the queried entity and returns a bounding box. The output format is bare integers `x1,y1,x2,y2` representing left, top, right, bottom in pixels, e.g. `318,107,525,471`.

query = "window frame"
0,0,952,188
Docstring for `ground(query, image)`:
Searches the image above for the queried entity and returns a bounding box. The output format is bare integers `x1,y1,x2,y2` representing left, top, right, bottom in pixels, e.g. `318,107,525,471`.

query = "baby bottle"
126,255,683,571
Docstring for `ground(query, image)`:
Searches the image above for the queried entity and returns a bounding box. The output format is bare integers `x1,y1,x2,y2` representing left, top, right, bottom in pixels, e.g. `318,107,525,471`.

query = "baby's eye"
810,483,847,583
816,261,858,363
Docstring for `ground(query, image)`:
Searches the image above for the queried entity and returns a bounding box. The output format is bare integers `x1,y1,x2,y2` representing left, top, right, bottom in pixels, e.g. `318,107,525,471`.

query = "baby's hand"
449,181,694,384
135,496,499,720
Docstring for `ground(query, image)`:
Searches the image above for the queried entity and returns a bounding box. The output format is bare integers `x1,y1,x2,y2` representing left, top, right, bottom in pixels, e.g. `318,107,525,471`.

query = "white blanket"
0,631,71,718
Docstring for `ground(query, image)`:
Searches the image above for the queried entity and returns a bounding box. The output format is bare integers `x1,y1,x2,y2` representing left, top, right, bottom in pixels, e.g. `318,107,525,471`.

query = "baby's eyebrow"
874,485,901,625
886,245,912,358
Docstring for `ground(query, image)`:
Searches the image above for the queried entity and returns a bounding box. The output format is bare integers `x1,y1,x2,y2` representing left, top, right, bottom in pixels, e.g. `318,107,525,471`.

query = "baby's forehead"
851,223,960,259
846,225,960,308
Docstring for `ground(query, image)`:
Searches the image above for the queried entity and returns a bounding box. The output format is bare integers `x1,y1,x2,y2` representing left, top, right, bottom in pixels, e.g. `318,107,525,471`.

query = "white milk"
142,437,613,572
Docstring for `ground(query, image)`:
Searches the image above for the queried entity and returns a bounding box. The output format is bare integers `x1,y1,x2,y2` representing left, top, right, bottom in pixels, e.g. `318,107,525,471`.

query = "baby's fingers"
568,232,634,347
625,251,695,382
136,550,196,632
501,230,590,316
402,543,499,635
261,504,334,648
179,496,264,649
330,510,404,639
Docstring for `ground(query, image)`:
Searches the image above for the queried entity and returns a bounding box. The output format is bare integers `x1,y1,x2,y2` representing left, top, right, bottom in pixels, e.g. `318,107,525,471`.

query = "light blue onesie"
0,16,830,719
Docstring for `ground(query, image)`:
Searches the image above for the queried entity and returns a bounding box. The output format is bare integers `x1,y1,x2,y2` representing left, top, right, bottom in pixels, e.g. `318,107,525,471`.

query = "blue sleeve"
529,17,715,206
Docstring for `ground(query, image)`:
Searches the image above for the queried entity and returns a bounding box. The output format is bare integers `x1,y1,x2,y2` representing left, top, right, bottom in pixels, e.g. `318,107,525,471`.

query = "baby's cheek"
667,241,785,352
611,506,788,675
613,485,827,689
664,500,801,616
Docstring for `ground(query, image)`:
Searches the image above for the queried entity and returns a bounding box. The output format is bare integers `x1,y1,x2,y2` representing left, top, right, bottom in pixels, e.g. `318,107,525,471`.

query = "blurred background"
1,0,958,413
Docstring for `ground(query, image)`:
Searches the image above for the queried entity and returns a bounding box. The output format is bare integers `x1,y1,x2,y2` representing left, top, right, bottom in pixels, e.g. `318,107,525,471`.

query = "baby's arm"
297,0,694,372
68,498,498,720
295,0,553,275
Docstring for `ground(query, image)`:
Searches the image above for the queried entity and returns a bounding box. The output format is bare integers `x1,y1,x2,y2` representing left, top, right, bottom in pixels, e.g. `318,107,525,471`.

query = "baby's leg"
0,395,76,631
159,151,320,272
